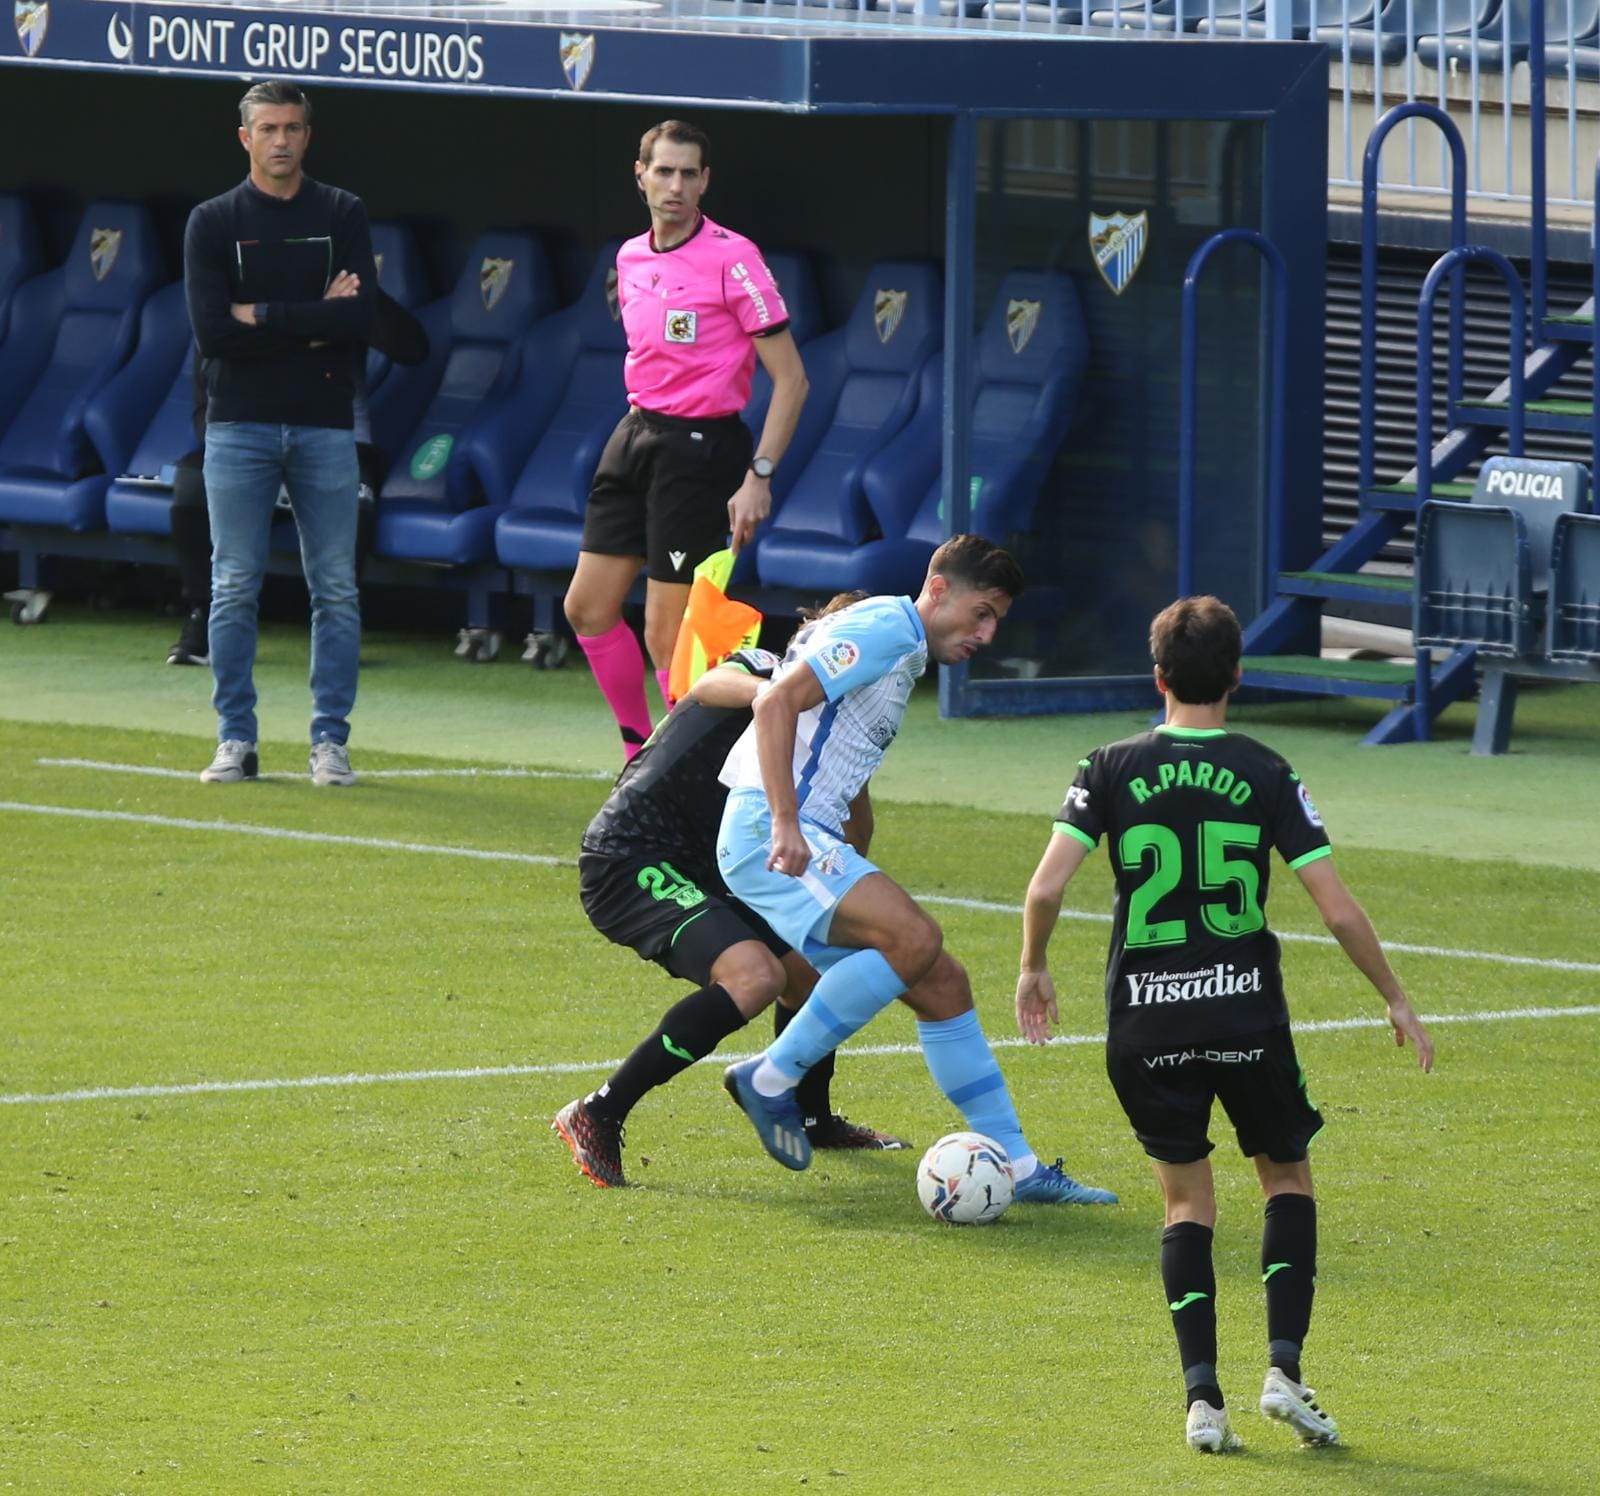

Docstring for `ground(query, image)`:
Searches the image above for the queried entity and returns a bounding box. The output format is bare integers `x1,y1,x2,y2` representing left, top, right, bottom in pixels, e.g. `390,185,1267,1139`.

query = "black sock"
169,493,213,610
1162,1221,1221,1408
586,984,745,1124
1263,1192,1317,1385
774,1002,837,1128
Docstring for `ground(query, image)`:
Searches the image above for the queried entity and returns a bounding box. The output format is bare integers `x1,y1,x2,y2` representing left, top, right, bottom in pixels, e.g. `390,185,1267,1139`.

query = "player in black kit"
1015,595,1433,1456
553,598,909,1189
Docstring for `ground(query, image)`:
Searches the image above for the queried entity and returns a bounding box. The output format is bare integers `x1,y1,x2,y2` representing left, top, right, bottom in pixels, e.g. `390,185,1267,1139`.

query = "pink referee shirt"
617,214,789,419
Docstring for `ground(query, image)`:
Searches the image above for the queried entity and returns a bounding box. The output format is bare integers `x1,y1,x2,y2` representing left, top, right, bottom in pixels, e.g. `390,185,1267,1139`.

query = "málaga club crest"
874,289,907,344
560,32,594,91
1006,298,1041,354
1089,210,1149,296
480,256,514,311
90,227,123,282
15,0,48,58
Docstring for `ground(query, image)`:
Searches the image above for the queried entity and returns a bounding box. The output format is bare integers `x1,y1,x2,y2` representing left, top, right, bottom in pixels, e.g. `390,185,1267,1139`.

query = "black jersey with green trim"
1055,726,1331,1045
582,649,779,866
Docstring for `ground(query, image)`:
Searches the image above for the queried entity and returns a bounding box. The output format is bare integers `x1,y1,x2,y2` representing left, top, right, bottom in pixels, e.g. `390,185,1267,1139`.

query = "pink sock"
575,619,653,761
656,667,673,711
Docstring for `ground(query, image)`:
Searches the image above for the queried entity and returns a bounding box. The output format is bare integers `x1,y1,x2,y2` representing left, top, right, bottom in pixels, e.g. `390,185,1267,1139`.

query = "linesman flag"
668,548,762,705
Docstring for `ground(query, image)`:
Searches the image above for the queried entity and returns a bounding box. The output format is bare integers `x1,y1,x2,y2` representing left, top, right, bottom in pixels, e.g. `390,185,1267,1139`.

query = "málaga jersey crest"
874,288,907,344
90,227,122,282
560,32,595,91
1006,298,1041,354
480,256,514,311
1089,210,1149,296
15,0,47,58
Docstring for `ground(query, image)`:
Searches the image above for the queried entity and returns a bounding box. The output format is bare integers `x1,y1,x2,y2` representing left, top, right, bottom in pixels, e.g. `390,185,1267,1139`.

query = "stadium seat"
1416,0,1540,72
363,221,432,402
1546,511,1600,663
372,230,558,567
0,201,165,532
1414,456,1590,658
0,194,45,347
1537,0,1600,74
1316,0,1427,64
1088,0,1261,33
766,270,1088,596
753,261,943,591
102,289,202,538
1199,0,1316,37
479,242,629,577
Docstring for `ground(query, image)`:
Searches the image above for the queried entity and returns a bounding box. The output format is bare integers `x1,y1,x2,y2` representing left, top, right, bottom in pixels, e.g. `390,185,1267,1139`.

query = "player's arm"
1015,831,1091,1044
1295,857,1434,1072
254,201,377,341
689,662,763,710
183,209,303,359
728,329,808,555
841,786,874,856
750,660,826,878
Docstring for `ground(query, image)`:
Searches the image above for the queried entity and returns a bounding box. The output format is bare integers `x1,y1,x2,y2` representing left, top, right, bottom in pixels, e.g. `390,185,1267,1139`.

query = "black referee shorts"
581,406,752,584
1105,1024,1325,1165
578,848,788,987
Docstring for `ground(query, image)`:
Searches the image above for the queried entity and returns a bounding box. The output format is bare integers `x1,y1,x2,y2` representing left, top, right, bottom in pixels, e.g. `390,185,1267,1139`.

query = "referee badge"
665,309,697,344
1089,210,1149,297
559,32,595,91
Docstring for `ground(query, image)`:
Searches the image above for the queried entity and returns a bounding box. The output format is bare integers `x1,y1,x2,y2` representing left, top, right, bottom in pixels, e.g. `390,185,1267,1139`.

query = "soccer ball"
916,1131,1015,1225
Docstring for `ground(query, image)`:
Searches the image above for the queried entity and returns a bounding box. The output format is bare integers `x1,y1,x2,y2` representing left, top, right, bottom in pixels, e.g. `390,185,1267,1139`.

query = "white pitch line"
37,757,610,782
0,801,571,868
3,1004,1597,1109
3,799,1596,977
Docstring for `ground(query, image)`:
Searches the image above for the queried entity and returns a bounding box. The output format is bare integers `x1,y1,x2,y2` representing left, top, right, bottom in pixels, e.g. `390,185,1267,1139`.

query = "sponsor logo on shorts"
813,847,847,878
1126,962,1262,1008
668,549,687,572
1144,1048,1266,1069
814,640,860,680
665,309,697,343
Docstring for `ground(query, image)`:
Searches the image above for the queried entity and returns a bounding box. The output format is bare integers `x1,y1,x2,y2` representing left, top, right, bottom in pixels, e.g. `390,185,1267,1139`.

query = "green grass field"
2,608,1598,1493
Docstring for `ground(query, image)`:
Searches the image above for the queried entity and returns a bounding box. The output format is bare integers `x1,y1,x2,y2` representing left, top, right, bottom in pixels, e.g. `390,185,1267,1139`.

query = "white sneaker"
1186,1400,1243,1453
1260,1367,1341,1445
309,740,356,787
199,740,258,783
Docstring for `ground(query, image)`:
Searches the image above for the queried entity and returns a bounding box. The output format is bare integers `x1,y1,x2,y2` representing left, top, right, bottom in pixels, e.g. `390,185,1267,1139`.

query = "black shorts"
581,407,752,583
1105,1024,1325,1165
578,848,788,986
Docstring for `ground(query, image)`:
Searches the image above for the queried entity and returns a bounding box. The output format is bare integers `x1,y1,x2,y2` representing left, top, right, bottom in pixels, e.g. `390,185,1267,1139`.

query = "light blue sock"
760,948,906,1086
916,1011,1034,1172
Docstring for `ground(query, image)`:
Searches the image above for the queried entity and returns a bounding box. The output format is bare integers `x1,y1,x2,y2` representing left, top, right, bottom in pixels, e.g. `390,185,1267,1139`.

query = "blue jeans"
204,422,360,746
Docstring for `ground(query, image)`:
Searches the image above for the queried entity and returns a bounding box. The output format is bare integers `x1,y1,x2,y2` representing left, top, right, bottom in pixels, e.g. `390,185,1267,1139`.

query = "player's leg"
901,953,1114,1203
1109,1044,1238,1452
776,954,909,1150
1222,1030,1338,1445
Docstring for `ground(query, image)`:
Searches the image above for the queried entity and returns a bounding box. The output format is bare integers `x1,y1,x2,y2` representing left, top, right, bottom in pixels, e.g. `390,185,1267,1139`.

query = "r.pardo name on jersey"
1483,467,1567,501
141,15,486,83
1128,759,1253,806
1126,963,1263,1007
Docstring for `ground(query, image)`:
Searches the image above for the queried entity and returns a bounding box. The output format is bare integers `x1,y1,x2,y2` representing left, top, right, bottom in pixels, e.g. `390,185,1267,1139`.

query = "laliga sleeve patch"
814,640,861,680
1297,781,1324,828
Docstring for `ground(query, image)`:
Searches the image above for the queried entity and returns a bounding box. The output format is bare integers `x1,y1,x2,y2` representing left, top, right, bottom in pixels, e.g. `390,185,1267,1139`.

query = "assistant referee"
563,119,809,762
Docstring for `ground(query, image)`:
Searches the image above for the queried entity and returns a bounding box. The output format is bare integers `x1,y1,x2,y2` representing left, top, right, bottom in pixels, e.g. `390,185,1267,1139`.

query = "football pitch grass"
2,608,1598,1493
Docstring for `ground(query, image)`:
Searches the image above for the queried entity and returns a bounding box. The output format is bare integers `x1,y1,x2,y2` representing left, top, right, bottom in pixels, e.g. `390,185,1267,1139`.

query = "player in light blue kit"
717,534,1115,1204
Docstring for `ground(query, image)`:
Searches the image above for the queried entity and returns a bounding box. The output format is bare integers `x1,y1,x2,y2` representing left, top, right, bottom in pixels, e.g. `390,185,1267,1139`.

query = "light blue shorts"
717,788,879,969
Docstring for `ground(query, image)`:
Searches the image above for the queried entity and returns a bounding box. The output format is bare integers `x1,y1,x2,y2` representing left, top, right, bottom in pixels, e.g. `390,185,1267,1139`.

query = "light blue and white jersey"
719,595,927,834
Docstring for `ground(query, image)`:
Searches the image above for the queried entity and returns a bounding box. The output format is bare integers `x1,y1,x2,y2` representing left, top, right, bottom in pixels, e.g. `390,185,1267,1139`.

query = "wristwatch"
253,303,270,325
750,456,776,480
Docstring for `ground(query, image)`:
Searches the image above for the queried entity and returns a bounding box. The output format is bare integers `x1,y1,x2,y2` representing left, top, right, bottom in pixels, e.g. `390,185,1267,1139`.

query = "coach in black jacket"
183,80,375,788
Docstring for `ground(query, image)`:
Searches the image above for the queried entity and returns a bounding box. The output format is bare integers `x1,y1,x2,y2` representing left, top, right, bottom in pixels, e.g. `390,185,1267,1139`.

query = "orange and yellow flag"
667,548,763,705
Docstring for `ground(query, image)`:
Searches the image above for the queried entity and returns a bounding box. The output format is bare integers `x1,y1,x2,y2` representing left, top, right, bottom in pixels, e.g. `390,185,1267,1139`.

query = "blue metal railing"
1177,228,1289,601
1360,103,1466,500
1415,245,1526,511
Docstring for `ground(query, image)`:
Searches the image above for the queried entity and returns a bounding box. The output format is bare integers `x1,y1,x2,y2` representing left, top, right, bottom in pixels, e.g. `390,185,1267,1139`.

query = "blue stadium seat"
479,243,630,576
0,202,165,532
0,194,45,347
373,230,558,567
102,289,202,537
1416,0,1541,71
1199,0,1316,37
364,221,432,401
1415,456,1590,657
1088,0,1260,32
753,261,943,590
1546,511,1600,663
1317,0,1436,64
1539,0,1600,74
772,271,1088,596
